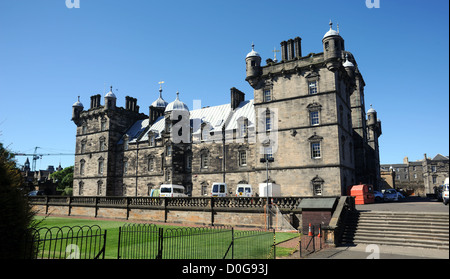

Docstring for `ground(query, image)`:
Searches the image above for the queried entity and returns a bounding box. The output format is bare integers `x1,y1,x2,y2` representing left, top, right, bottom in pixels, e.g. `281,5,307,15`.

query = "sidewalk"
303,244,449,259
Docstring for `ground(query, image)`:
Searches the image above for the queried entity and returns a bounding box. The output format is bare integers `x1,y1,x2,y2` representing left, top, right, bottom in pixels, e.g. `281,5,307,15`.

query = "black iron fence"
24,225,107,259
117,223,275,259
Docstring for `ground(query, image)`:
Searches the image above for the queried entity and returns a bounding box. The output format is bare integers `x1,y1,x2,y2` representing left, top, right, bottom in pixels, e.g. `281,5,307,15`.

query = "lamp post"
260,157,274,230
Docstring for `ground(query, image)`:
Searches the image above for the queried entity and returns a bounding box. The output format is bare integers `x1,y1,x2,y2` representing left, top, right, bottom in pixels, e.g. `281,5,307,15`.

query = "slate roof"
121,99,255,144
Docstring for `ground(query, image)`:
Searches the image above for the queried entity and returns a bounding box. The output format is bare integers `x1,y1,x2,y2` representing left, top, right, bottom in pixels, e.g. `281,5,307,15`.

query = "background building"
380,154,449,196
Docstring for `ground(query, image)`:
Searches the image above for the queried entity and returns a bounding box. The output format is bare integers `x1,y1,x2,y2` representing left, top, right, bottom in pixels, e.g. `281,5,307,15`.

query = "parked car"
383,189,399,202
235,184,253,197
159,184,188,197
28,190,45,196
373,191,384,202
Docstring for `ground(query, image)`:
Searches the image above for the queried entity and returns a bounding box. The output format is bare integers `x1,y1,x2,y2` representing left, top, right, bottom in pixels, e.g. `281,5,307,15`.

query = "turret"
72,96,84,123
322,21,345,71
245,43,262,88
149,84,168,124
104,86,117,110
367,105,377,126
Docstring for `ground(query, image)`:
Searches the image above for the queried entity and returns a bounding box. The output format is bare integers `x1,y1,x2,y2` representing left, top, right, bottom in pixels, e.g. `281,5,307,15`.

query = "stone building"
381,154,449,196
72,23,382,197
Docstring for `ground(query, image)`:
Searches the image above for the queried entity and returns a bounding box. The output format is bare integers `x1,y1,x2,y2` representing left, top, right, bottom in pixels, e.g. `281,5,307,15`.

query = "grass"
34,216,299,259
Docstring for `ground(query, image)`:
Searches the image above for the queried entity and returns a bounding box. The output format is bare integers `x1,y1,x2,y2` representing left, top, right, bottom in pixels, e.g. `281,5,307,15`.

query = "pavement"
303,197,449,259
304,244,449,259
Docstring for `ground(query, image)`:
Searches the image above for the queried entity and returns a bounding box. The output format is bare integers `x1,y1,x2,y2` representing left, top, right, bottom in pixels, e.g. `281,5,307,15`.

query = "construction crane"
13,146,74,172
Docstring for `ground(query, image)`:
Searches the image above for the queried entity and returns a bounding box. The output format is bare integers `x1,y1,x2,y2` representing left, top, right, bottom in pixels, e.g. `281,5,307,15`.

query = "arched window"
80,159,85,176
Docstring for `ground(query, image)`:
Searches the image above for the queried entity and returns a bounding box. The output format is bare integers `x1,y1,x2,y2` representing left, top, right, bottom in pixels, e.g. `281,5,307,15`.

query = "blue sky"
0,0,448,170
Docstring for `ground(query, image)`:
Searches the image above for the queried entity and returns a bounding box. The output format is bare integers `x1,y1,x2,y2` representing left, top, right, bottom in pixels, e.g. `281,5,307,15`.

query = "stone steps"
341,211,449,250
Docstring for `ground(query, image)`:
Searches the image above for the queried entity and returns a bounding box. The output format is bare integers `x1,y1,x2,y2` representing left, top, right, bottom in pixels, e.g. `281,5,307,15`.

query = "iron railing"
24,225,107,259
117,223,275,259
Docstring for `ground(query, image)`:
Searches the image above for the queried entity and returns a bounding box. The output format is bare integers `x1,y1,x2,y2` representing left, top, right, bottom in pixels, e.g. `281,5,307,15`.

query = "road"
355,196,449,213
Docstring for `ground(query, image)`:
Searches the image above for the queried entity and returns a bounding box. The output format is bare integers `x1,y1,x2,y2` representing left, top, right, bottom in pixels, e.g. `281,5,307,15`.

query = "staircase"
341,211,449,250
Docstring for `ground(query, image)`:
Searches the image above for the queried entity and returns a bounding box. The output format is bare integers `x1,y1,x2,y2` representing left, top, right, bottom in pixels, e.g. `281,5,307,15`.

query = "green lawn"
34,216,299,259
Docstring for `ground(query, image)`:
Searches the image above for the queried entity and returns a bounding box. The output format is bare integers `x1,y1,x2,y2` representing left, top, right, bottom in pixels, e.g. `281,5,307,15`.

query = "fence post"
231,227,234,259
163,198,167,223
95,197,99,218
117,226,122,259
273,229,276,259
45,196,49,214
126,197,130,220
68,196,72,216
210,197,215,226
157,227,164,259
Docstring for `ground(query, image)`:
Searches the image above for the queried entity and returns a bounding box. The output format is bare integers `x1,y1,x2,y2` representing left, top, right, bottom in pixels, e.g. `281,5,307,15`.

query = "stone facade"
72,23,382,197
381,154,449,196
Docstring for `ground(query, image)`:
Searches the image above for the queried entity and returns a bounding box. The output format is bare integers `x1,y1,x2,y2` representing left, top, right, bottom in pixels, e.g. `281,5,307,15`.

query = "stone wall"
29,196,340,230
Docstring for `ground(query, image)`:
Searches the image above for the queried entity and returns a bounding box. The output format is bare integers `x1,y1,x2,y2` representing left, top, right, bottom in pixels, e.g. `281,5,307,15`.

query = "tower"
163,92,190,185
245,43,262,89
72,89,147,196
322,21,345,71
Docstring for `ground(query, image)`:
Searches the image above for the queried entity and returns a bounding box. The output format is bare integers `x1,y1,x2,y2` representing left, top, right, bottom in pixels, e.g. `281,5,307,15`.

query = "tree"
0,142,38,259
50,166,74,196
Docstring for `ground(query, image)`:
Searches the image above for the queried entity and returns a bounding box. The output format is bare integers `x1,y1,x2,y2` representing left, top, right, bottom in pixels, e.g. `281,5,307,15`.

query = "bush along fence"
117,223,275,259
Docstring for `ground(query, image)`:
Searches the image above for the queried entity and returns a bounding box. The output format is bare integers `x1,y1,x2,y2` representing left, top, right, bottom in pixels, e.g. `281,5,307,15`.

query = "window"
311,176,324,196
311,142,321,159
149,134,155,147
80,140,86,154
124,138,129,151
239,151,247,166
431,166,437,173
148,157,154,172
98,159,104,175
80,160,85,175
265,111,271,131
97,181,103,196
309,80,318,94
123,160,129,175
310,111,320,126
101,119,107,131
201,183,208,196
186,155,192,171
82,124,87,134
240,121,248,137
313,183,322,196
165,169,171,181
432,176,437,184
264,89,271,102
166,145,172,156
201,153,209,169
99,137,106,151
78,181,84,196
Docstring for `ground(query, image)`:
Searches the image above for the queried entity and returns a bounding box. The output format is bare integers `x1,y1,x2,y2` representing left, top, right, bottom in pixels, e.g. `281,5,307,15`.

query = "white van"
259,183,281,197
159,184,188,197
443,177,449,205
236,184,253,197
211,183,228,197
